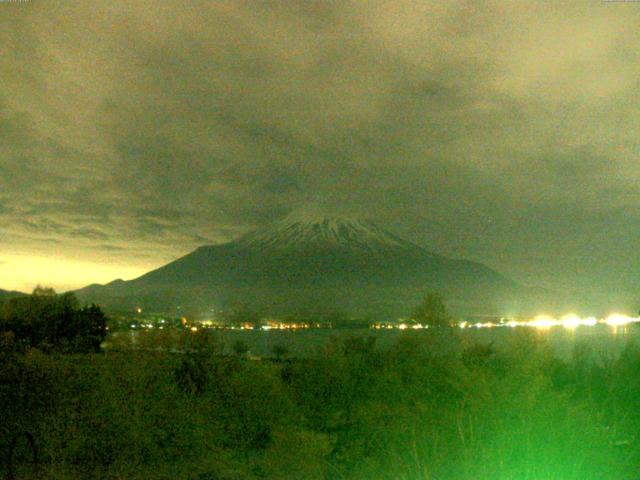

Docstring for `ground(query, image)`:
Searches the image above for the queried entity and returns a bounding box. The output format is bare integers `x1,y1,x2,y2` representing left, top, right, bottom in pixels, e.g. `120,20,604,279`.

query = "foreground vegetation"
2,326,640,479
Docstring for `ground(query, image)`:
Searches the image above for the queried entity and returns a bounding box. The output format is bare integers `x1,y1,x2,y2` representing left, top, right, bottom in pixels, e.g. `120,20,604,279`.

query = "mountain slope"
76,216,534,318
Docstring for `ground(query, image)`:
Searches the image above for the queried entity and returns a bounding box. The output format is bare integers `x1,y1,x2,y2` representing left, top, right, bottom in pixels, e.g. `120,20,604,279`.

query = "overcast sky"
1,1,640,298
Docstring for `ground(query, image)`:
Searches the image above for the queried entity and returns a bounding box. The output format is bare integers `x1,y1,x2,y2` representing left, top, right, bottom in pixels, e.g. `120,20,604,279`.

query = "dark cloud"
1,0,640,295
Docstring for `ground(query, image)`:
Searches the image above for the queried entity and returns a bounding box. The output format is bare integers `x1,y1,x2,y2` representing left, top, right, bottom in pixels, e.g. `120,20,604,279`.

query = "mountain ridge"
75,216,542,319
0,288,27,303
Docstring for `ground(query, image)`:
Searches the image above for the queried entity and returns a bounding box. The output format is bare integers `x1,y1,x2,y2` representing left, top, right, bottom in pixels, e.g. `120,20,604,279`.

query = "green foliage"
232,339,250,356
271,343,289,361
5,331,640,479
0,334,59,436
174,332,221,396
175,351,213,396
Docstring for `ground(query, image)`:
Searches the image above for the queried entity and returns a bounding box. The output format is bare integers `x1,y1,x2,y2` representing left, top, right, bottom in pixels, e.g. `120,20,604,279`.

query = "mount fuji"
76,215,539,319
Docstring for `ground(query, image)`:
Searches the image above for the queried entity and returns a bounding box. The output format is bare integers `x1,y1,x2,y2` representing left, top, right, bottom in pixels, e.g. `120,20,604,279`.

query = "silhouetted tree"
326,310,350,328
0,288,107,353
32,285,56,297
71,304,108,352
412,292,451,327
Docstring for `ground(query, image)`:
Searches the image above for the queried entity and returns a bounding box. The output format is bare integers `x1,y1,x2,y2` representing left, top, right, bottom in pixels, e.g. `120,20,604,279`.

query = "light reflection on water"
464,323,640,360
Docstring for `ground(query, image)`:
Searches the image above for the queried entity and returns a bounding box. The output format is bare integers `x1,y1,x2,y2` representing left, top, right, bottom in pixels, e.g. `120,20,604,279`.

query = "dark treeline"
2,324,640,479
0,287,107,354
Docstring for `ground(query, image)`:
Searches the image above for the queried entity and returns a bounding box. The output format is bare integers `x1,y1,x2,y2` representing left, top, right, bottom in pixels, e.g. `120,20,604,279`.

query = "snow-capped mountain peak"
234,215,424,254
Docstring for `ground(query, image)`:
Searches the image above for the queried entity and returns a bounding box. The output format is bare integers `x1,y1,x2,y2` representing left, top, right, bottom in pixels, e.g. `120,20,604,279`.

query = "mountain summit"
235,216,425,254
76,216,530,318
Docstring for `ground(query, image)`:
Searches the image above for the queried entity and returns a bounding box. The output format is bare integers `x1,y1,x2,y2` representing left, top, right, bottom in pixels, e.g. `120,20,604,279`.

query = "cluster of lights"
130,322,163,330
131,314,640,333
369,314,640,331
261,323,311,330
399,323,427,330
462,313,640,330
186,322,319,332
525,314,599,330
371,323,429,330
189,323,256,331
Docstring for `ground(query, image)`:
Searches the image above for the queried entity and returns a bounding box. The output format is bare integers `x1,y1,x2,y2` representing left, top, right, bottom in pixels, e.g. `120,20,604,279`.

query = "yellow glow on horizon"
0,254,148,293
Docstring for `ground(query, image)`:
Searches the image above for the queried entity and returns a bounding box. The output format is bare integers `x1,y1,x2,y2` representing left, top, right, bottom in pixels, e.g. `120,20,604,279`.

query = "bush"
4,330,640,479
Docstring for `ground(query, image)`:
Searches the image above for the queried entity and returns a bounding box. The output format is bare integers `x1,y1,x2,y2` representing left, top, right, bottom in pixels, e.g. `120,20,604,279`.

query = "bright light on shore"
605,313,638,327
527,315,558,329
370,313,640,331
560,314,581,329
559,314,598,329
464,313,625,330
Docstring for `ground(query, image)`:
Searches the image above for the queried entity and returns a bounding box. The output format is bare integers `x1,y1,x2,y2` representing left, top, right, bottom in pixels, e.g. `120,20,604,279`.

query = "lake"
106,323,640,361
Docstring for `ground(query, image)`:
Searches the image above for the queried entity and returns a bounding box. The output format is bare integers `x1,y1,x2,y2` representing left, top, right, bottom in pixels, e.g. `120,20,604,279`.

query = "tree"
32,285,56,297
71,304,108,353
411,292,451,327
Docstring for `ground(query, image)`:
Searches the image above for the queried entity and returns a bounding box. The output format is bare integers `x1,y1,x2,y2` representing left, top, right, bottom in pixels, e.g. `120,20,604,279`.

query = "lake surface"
107,324,640,361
